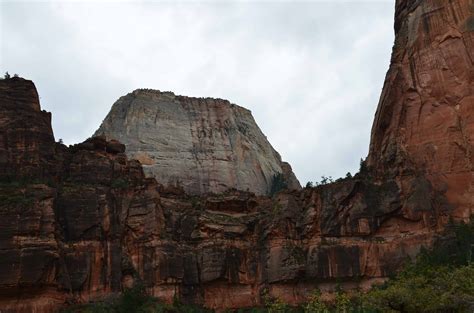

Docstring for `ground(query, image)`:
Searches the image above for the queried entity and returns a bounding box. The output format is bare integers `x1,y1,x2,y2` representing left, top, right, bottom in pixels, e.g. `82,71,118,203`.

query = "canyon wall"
0,0,473,312
368,0,474,221
94,89,301,195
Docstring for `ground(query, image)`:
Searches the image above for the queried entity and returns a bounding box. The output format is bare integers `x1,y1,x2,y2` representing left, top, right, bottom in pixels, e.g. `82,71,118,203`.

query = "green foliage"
364,265,474,313
319,176,334,185
359,158,367,174
363,217,474,313
239,309,267,313
115,284,151,313
111,178,129,189
288,244,306,264
334,289,351,313
62,285,213,313
0,192,34,206
0,181,35,206
415,218,474,267
269,202,283,217
308,173,351,188
1,72,18,79
62,284,152,313
190,197,199,208
373,237,385,243
262,289,290,313
168,294,213,313
270,173,288,196
303,290,329,313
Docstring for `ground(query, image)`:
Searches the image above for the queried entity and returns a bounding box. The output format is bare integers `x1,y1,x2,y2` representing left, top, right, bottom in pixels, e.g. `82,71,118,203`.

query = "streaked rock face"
0,77,59,181
0,0,473,312
94,89,301,195
368,0,474,219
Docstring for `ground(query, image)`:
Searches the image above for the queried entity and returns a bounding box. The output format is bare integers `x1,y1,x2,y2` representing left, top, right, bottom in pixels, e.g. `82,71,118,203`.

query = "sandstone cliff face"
0,0,473,312
368,0,474,220
94,89,301,195
0,77,60,181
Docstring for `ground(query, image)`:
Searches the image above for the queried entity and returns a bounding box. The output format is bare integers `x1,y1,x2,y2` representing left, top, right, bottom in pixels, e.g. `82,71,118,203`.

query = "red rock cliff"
0,77,60,180
368,0,474,219
0,0,473,312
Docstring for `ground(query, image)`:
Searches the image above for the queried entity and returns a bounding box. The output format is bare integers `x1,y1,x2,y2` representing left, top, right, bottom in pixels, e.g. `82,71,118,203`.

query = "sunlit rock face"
0,0,473,312
94,89,301,195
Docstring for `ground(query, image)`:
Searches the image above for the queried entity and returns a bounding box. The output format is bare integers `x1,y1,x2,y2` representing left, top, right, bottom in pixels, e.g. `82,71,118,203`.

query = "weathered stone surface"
0,0,473,312
94,89,301,195
0,77,62,181
368,0,474,220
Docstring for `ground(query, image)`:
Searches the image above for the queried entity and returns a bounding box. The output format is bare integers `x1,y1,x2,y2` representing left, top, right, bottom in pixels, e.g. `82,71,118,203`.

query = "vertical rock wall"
368,0,474,219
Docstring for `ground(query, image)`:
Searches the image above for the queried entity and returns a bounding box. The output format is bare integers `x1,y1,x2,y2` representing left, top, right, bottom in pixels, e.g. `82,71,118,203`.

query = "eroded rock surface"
368,0,474,219
0,0,473,312
94,90,301,195
0,77,61,181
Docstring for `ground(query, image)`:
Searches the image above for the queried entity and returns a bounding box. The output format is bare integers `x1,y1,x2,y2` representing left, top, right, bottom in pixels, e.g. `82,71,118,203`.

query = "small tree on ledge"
270,173,288,196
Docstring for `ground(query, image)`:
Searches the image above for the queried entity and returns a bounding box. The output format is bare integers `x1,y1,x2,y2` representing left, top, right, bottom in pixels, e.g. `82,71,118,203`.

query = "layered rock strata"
94,90,301,195
0,77,60,181
0,0,473,312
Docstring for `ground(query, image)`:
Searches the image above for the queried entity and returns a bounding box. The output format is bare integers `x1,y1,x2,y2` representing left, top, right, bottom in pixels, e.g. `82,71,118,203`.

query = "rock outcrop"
0,77,61,181
0,0,473,312
94,89,301,195
368,0,474,221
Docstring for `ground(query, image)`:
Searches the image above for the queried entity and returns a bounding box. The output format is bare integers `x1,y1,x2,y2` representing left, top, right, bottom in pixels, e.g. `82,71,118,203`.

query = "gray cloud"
1,0,394,185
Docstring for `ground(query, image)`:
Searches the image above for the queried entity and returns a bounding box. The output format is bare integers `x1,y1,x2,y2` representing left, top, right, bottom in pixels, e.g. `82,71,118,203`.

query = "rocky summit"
94,89,301,195
0,0,473,312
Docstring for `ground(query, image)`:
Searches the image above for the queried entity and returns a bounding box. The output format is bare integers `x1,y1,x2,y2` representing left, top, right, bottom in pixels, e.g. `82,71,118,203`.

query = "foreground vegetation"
62,288,213,313
63,219,474,313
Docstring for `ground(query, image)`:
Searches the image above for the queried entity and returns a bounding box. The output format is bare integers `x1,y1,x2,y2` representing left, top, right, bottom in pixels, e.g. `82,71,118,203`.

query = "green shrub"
270,173,288,196
334,289,350,313
262,289,290,313
363,217,474,313
115,284,151,313
359,158,368,174
0,182,35,206
303,290,329,313
62,285,214,313
364,264,474,313
111,178,129,189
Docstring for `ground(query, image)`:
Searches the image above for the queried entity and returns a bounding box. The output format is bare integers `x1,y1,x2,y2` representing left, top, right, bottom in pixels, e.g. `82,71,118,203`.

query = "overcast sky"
1,0,394,185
